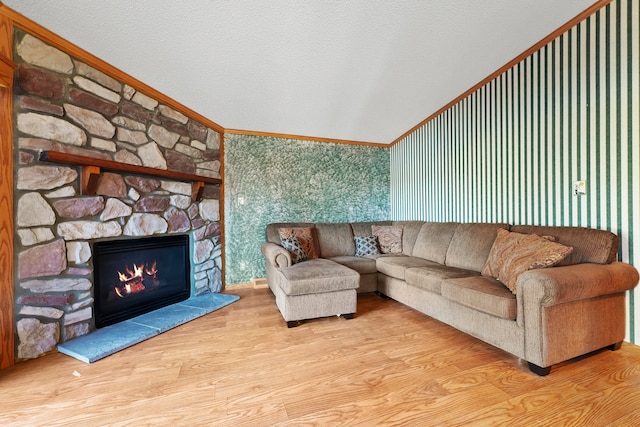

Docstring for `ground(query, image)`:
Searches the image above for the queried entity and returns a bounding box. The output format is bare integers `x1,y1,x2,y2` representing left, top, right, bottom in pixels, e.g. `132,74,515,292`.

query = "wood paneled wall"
0,11,15,369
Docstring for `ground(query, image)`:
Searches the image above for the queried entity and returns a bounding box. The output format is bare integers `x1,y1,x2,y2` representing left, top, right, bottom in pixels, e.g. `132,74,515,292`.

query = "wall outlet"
574,180,586,195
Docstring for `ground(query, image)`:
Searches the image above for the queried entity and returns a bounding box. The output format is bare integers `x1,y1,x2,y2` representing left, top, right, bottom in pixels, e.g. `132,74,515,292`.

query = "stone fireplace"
12,30,224,361
93,234,191,328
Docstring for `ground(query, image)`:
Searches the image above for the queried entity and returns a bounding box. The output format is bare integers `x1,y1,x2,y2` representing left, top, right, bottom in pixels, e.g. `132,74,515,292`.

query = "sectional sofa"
261,221,639,375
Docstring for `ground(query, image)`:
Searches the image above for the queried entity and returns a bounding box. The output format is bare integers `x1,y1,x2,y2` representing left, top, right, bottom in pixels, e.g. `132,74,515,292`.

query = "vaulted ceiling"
4,0,599,144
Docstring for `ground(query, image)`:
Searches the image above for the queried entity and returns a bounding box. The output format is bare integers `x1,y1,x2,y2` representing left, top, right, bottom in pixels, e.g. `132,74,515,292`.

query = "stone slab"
129,303,206,333
57,293,239,363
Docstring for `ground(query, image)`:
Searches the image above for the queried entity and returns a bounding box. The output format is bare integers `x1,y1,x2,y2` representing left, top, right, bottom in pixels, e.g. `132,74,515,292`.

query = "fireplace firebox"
93,234,191,328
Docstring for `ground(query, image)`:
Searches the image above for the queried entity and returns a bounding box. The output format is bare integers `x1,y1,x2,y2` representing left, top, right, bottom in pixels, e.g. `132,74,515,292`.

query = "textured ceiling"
4,0,598,144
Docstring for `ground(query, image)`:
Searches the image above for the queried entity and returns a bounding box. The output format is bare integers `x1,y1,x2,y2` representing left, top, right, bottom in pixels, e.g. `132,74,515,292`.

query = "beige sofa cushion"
329,255,378,275
394,221,426,256
279,258,359,295
441,276,517,320
376,256,435,280
446,223,509,272
315,223,355,258
412,222,460,264
405,264,478,294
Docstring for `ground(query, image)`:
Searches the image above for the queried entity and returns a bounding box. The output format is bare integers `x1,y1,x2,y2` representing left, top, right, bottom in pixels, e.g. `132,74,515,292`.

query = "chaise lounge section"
261,220,639,375
262,223,361,327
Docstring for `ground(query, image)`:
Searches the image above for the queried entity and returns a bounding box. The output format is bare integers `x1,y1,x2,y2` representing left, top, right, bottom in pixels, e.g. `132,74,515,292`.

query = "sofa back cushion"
509,225,618,265
315,222,356,258
351,221,393,236
446,223,510,272
412,222,460,264
393,221,426,256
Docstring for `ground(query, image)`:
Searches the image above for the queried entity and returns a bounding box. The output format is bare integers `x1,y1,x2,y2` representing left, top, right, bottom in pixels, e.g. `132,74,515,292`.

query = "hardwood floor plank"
1,288,640,426
609,410,640,426
444,379,589,426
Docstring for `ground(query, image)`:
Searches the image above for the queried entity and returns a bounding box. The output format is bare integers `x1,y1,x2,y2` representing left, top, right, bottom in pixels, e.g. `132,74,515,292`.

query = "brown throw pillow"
278,227,319,259
482,229,573,294
482,229,526,278
372,225,403,254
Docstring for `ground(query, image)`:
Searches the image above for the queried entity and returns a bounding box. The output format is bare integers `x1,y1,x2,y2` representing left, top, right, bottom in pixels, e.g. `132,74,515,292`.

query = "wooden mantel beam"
39,151,221,202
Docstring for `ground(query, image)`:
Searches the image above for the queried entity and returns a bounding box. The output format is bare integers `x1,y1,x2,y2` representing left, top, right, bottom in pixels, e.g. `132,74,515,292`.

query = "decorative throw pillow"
278,227,319,259
484,230,560,278
354,235,380,256
482,229,573,294
482,229,527,278
372,225,403,254
280,236,308,264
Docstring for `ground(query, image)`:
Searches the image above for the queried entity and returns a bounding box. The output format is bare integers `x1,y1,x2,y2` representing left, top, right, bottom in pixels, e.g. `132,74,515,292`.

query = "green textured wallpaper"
224,133,390,284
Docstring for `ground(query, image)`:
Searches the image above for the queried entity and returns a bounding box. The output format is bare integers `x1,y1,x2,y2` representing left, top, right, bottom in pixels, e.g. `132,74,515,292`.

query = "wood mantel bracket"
39,150,221,202
81,165,101,196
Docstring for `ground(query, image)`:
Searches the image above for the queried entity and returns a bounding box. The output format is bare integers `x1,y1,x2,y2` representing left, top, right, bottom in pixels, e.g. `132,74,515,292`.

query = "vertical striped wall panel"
391,0,640,342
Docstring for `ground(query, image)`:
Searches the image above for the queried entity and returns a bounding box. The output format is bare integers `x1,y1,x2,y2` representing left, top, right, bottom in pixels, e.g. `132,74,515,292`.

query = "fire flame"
146,260,158,277
117,263,145,282
114,260,159,298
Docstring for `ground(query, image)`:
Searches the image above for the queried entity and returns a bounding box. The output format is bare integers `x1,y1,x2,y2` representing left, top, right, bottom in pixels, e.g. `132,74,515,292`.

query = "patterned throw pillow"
278,227,318,259
354,235,380,256
482,229,573,294
482,229,525,279
280,236,308,264
372,225,403,254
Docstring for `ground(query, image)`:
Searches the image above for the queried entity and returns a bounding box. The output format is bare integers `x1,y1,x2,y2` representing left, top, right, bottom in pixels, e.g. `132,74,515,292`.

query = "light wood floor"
2,287,640,426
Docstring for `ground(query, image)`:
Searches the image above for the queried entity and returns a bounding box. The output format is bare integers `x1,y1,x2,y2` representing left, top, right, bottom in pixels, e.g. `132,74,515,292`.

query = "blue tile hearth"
57,293,239,363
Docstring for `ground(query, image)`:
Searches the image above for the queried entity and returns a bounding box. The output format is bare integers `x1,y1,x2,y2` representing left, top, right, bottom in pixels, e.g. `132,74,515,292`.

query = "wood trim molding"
1,1,612,150
0,5,11,59
225,128,388,148
390,0,613,146
0,3,224,135
218,133,226,291
0,55,15,88
0,10,14,370
0,8,14,88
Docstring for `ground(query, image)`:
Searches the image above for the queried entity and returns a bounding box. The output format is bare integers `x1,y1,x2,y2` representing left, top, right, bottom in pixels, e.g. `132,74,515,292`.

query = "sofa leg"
287,320,300,328
341,313,355,320
528,362,552,376
375,291,389,299
608,341,623,351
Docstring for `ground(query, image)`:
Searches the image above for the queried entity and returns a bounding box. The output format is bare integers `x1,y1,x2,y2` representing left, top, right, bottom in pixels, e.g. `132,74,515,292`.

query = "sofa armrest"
517,262,639,306
261,242,292,269
518,261,638,369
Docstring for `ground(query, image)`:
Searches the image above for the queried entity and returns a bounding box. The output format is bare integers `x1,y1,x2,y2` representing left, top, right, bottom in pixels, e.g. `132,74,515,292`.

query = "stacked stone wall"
12,30,223,360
